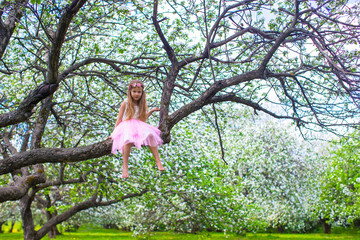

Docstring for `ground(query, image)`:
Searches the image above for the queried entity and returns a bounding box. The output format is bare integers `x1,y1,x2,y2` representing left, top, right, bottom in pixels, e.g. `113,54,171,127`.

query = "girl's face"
130,87,143,102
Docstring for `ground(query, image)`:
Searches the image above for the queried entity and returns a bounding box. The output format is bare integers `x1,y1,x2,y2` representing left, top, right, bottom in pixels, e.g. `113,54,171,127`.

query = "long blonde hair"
125,79,148,121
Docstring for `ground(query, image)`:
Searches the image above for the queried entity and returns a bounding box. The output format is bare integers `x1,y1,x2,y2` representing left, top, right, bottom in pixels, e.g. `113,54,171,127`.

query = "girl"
111,80,165,178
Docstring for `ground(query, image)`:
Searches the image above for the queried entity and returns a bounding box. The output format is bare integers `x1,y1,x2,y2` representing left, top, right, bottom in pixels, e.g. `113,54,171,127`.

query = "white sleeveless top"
122,98,139,121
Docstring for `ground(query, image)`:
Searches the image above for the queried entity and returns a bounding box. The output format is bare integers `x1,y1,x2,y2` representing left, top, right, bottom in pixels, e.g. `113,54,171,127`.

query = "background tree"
72,108,326,234
313,130,360,233
0,201,19,233
0,0,359,239
225,114,326,233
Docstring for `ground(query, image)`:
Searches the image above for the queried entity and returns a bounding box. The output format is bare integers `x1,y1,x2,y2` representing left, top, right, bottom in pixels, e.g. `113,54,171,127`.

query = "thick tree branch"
0,173,46,202
168,70,261,129
47,0,87,84
35,189,148,240
0,82,59,128
0,0,87,129
0,139,112,175
0,0,29,59
59,57,156,82
31,97,53,149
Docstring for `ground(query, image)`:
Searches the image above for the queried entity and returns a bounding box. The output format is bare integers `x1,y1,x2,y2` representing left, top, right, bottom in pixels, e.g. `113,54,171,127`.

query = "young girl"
111,80,165,178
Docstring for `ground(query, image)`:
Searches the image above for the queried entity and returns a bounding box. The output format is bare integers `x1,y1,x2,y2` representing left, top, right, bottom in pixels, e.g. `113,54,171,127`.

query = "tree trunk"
0,221,5,233
47,225,61,239
320,218,331,234
45,211,61,238
353,218,360,228
20,195,36,240
9,220,15,233
277,225,285,233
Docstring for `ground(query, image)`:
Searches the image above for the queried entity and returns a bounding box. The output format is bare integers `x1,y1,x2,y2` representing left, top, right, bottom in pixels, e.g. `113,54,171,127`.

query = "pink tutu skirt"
111,119,163,154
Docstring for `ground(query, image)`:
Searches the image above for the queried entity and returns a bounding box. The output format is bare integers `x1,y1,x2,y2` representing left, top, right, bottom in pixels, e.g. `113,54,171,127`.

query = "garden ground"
2,224,360,240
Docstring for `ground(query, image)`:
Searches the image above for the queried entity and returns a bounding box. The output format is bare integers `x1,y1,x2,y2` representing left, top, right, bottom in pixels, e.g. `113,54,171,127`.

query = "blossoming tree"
0,0,359,239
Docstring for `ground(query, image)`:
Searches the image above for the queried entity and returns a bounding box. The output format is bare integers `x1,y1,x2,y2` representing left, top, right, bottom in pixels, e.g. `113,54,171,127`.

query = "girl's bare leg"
149,146,165,171
122,143,132,178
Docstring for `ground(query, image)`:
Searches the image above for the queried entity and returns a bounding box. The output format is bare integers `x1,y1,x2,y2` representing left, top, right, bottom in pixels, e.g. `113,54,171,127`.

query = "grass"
2,224,360,240
3,231,360,240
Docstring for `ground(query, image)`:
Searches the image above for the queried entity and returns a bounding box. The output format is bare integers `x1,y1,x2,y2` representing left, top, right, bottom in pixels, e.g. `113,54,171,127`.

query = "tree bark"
167,70,262,131
0,0,29,59
0,173,46,202
0,221,4,233
320,218,331,234
34,190,147,240
20,195,36,240
152,0,180,143
47,0,88,84
9,220,15,233
0,0,87,129
46,215,61,239
0,139,112,176
35,195,61,239
45,209,61,238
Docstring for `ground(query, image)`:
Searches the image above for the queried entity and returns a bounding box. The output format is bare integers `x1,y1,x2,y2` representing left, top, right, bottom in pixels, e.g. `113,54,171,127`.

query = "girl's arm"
114,101,127,129
146,107,160,120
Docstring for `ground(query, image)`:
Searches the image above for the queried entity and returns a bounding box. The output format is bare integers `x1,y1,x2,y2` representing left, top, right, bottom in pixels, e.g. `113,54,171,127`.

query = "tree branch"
208,93,303,123
47,0,88,84
0,0,88,129
0,0,29,59
152,0,178,65
212,104,227,165
206,0,256,45
35,189,148,239
168,70,261,129
174,59,205,91
0,82,59,128
0,139,112,175
59,57,156,82
0,172,46,202
259,27,296,72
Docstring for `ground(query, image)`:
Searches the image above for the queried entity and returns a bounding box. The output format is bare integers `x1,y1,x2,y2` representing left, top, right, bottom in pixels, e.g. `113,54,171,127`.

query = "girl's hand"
147,107,160,119
150,107,160,113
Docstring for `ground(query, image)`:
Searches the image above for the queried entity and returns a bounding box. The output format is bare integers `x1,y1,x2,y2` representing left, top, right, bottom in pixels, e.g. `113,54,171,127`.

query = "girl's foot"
157,164,165,171
122,171,129,178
